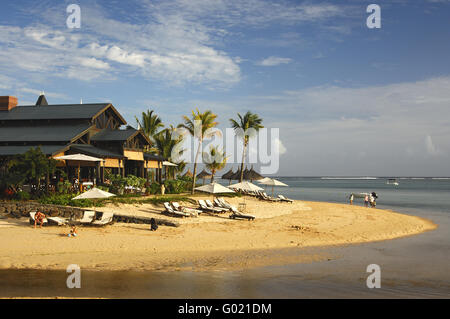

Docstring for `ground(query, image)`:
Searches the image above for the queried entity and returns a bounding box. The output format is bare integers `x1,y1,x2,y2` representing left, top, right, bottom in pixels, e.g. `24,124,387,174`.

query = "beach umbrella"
221,168,235,185
258,178,288,197
244,166,264,182
55,154,103,191
162,161,178,167
257,177,272,184
72,187,116,200
195,182,235,197
196,169,213,185
229,181,264,193
230,168,242,181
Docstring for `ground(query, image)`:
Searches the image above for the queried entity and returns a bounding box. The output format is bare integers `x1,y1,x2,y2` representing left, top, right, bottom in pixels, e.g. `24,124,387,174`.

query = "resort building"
0,94,165,184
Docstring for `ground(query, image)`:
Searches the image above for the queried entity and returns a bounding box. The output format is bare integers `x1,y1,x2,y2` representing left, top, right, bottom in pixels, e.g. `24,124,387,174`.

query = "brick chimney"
0,96,18,111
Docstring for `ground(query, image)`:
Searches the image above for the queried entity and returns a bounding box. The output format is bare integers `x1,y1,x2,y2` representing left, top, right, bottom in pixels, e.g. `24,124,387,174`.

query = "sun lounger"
171,202,200,217
198,200,224,213
79,211,96,224
262,192,280,202
214,198,231,211
91,212,114,226
47,216,68,226
163,202,190,218
278,195,294,203
229,211,255,220
29,212,48,226
205,199,228,212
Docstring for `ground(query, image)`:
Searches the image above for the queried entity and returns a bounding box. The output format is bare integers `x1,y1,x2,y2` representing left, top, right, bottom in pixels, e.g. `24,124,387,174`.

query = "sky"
0,0,450,176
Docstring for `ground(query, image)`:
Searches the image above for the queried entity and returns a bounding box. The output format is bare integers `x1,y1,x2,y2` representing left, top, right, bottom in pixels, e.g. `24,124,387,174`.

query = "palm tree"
154,125,185,179
203,145,227,183
135,110,164,151
229,111,264,182
178,109,220,194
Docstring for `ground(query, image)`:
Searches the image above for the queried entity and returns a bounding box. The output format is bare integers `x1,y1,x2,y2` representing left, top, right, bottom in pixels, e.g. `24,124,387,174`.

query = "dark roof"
0,103,126,124
0,123,92,143
0,145,68,156
69,144,124,159
91,128,138,142
144,153,166,161
35,94,48,106
197,169,212,179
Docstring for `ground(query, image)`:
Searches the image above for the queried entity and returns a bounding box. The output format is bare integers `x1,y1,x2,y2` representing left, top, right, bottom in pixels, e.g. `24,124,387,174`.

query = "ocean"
1,177,449,298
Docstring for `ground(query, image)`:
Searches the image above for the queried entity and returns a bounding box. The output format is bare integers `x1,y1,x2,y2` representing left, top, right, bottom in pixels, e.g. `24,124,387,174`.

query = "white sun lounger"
217,198,255,220
205,199,228,212
47,216,68,225
163,202,190,218
198,200,223,213
278,195,294,203
79,211,96,224
172,202,200,217
91,212,114,226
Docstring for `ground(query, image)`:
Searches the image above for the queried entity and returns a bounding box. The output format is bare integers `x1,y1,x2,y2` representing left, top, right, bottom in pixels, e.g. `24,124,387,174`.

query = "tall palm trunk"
239,139,248,182
191,139,202,194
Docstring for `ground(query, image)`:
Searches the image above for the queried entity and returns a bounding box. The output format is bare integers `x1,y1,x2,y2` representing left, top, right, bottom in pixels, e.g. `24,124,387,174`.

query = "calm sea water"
1,177,449,298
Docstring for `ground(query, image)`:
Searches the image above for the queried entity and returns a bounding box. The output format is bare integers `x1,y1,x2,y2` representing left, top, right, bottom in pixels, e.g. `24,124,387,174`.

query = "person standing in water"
349,194,354,205
364,195,369,207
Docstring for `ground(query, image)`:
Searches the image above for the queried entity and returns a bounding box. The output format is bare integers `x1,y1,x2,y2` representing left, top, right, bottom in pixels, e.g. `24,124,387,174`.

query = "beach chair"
47,216,69,226
205,199,228,212
171,202,200,217
278,195,294,203
29,212,48,226
163,202,190,218
198,200,223,213
262,192,280,202
214,198,231,211
91,212,114,226
79,211,96,224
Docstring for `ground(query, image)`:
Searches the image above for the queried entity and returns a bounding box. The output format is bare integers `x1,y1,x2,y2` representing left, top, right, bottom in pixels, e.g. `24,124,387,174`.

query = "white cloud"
274,138,287,155
257,56,292,66
425,135,441,156
78,57,110,70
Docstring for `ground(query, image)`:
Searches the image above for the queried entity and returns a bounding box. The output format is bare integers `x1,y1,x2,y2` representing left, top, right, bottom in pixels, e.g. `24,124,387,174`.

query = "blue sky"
1,0,450,176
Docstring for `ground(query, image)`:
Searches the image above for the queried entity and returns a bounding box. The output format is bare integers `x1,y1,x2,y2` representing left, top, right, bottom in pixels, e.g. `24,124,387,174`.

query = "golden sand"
0,198,436,271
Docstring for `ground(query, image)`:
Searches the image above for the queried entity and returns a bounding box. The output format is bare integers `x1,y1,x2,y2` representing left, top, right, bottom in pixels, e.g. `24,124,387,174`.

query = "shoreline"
0,198,437,272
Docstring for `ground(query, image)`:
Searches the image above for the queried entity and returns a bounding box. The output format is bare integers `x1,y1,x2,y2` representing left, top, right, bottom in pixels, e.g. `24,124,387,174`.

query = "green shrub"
14,191,31,201
38,194,105,207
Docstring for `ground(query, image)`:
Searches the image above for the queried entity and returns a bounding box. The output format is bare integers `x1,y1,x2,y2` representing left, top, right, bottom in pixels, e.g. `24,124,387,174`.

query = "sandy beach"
0,198,437,272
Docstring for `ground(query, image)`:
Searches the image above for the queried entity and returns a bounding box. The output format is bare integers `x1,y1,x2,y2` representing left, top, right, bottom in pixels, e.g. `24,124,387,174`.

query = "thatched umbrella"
244,166,264,182
183,169,193,178
221,168,235,185
196,169,212,185
230,168,242,181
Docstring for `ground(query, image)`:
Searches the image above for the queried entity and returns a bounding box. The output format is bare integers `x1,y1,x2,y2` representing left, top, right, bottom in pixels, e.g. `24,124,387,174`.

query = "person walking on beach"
349,194,354,205
34,211,46,228
364,195,369,208
150,218,158,231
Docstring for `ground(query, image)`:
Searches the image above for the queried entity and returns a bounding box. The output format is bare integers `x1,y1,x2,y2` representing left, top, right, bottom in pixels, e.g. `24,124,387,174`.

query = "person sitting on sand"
150,218,158,231
68,225,78,237
34,211,46,228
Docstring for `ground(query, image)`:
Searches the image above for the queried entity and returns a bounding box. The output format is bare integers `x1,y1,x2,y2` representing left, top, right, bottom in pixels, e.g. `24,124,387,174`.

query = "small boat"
386,178,399,186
